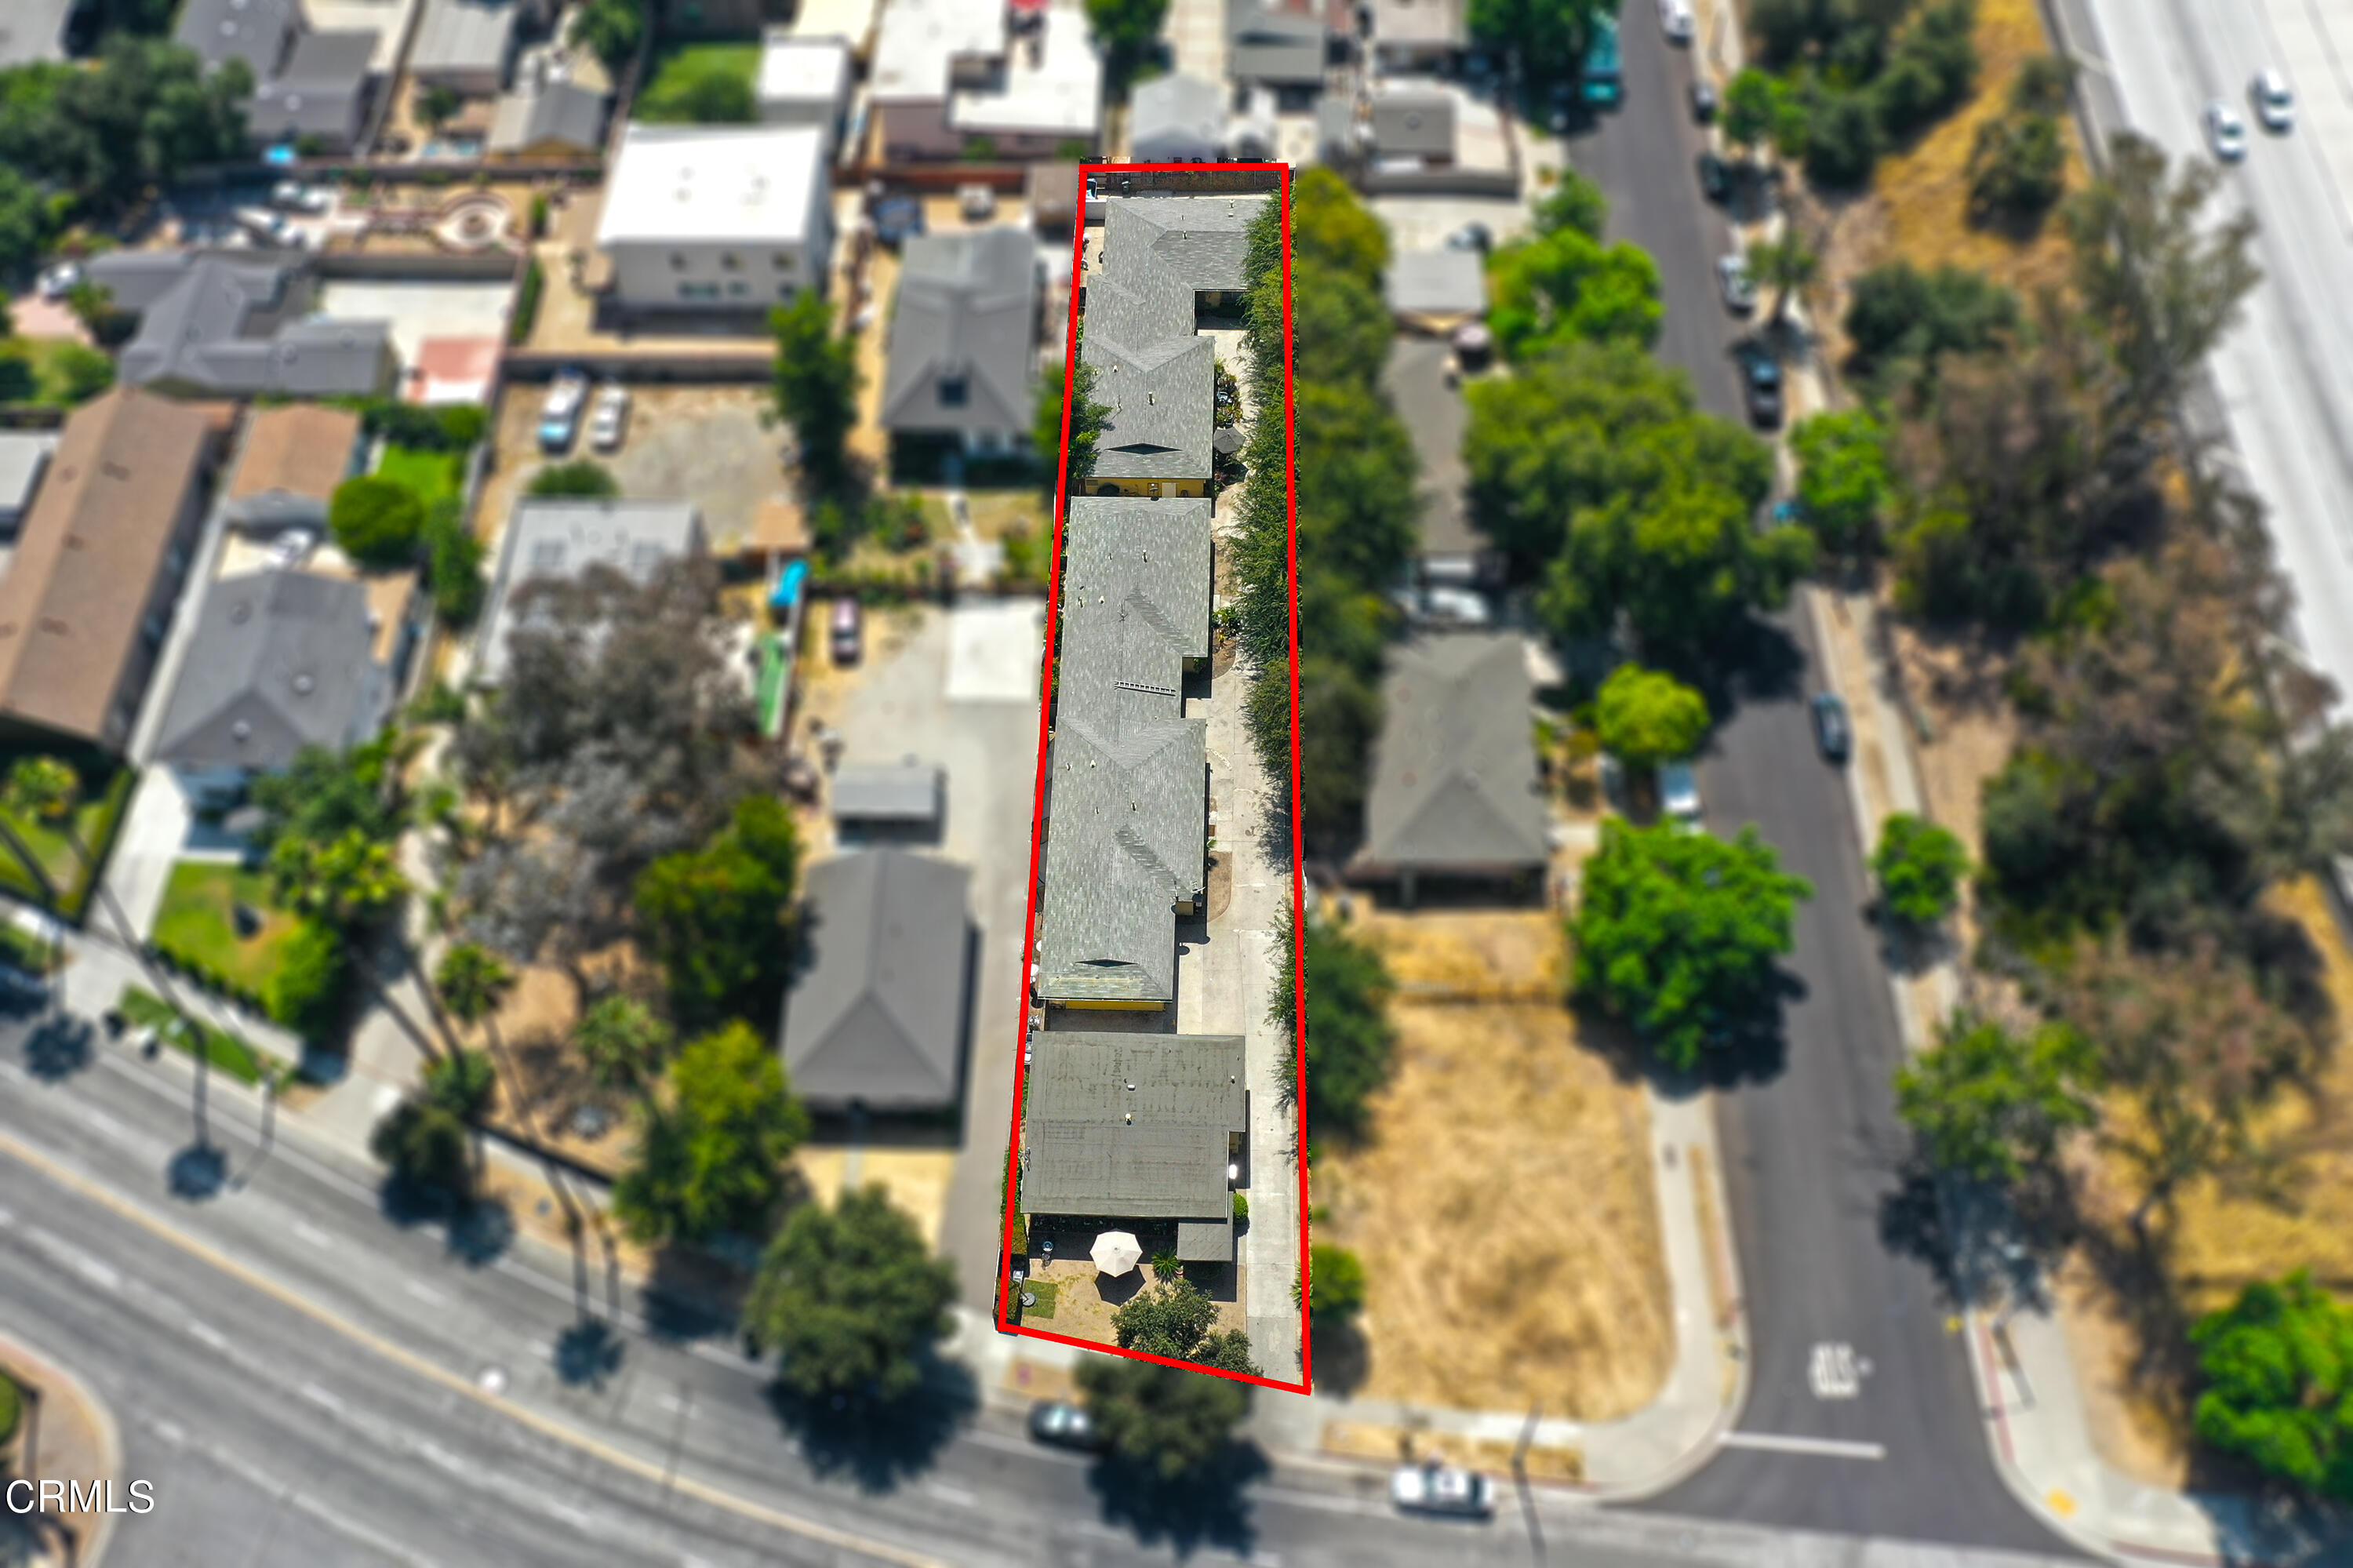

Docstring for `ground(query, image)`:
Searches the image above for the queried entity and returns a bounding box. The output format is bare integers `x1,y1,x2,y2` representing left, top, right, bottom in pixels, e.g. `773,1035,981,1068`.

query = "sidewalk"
0,1330,125,1568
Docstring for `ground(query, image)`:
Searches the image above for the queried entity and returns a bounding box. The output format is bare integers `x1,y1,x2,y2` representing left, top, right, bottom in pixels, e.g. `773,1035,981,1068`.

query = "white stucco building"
595,122,834,311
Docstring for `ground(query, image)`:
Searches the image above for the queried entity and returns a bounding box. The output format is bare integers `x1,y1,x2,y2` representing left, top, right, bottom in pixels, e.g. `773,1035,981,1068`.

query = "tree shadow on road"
1087,1442,1268,1559
167,1141,227,1199
19,1011,93,1080
1573,970,1798,1095
554,1315,625,1389
765,1356,977,1493
376,1179,517,1268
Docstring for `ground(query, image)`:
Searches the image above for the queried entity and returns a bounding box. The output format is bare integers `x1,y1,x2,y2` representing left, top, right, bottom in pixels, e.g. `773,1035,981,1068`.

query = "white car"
538,369,590,452
958,182,997,220
1716,253,1757,315
1391,1462,1496,1519
37,261,82,300
1657,760,1702,829
1658,0,1694,42
2249,69,2294,133
270,180,333,215
2204,100,2248,162
587,383,631,452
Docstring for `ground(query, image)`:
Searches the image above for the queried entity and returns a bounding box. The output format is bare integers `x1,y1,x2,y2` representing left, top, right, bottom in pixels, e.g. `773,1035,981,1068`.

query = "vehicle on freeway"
587,383,631,452
1697,150,1732,204
1391,1461,1497,1519
1658,0,1693,42
2204,100,2247,161
1812,692,1852,763
2250,70,2294,132
1445,221,1493,253
1716,253,1757,314
271,180,333,214
1027,1400,1102,1451
1737,346,1783,427
1657,760,1702,829
538,369,589,452
1690,78,1718,122
830,595,863,666
1581,14,1622,106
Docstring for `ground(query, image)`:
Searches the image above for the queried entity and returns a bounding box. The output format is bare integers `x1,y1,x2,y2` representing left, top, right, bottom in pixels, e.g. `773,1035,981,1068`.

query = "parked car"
1445,220,1493,253
2249,69,2294,132
1811,692,1853,762
587,383,631,452
1027,1400,1101,1450
1697,150,1732,204
1657,760,1702,828
236,208,306,248
38,260,82,300
830,595,863,666
1689,79,1718,122
0,964,49,1009
1658,0,1694,42
538,369,590,453
1390,1461,1496,1519
270,180,333,214
1716,253,1757,314
2204,100,2248,162
1738,346,1784,427
958,182,997,220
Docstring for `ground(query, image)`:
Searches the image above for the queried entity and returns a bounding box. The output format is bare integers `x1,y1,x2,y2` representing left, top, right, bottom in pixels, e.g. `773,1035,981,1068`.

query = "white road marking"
403,1279,449,1306
75,1104,131,1141
1722,1431,1886,1461
292,1219,335,1249
1806,1341,1864,1399
924,1482,979,1508
300,1380,347,1413
187,1319,231,1352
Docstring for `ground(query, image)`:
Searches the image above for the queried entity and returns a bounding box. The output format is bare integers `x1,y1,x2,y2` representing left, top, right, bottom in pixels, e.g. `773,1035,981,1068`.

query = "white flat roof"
758,30,849,104
790,0,878,50
871,0,1002,103
595,122,825,246
950,2,1100,137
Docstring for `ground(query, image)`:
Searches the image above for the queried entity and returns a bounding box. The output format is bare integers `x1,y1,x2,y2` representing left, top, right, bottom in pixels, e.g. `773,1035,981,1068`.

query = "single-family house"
881,227,1039,456
489,43,609,158
247,27,380,155
148,569,395,802
0,434,56,537
85,251,396,400
1129,73,1224,164
1369,85,1453,159
475,498,704,682
1351,633,1549,899
757,28,850,154
595,123,834,311
1021,1030,1246,1264
830,760,944,834
870,0,1100,162
408,0,521,95
787,0,879,58
1227,0,1326,90
0,0,79,67
780,848,973,1111
176,0,301,78
220,404,365,534
0,389,230,754
1372,0,1467,73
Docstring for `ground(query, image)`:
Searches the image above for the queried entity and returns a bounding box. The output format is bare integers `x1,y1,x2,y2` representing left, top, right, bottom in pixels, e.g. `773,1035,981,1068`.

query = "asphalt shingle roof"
1105,195,1266,295
1358,634,1549,874
782,849,971,1109
151,569,386,772
1034,711,1206,1003
1022,1030,1244,1220
1083,333,1213,482
1129,73,1224,162
882,227,1038,438
1057,496,1212,723
89,253,392,399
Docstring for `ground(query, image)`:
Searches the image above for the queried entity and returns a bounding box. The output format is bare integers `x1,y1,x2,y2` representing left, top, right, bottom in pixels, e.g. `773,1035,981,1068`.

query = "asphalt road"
1556,16,2080,1555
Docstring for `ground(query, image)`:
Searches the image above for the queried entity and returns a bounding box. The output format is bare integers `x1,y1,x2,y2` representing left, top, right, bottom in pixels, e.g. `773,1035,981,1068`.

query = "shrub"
528,192,549,238
1308,1243,1367,1323
0,1370,19,1446
1966,111,2067,223
1871,811,1969,926
528,460,618,499
427,500,487,627
510,257,544,347
267,918,349,1040
1804,89,1883,188
329,475,427,567
52,342,115,403
1231,1191,1249,1223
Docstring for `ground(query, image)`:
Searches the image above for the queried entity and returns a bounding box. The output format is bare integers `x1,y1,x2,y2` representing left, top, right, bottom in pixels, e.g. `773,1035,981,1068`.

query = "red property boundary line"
993,162,1311,1395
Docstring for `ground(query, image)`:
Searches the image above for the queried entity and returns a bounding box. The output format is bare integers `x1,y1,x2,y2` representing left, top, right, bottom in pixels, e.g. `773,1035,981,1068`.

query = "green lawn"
119,986,271,1086
376,444,463,514
637,43,761,123
152,862,302,995
0,755,133,919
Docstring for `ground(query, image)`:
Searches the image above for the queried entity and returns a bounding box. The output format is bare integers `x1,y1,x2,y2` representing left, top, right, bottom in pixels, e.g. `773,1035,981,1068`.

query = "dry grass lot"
1315,910,1672,1421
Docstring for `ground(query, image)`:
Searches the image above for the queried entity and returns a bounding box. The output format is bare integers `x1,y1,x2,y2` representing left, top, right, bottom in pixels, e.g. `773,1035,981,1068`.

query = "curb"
0,1330,125,1568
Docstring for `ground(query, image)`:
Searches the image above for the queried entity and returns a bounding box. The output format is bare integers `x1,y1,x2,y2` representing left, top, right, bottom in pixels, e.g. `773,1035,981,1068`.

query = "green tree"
50,343,114,404
771,291,860,500
1802,89,1881,188
1894,1010,2097,1183
573,994,673,1096
270,828,409,929
1593,664,1710,772
1569,819,1813,1070
434,942,515,1039
1488,226,1663,358
1289,165,1390,280
8,38,249,216
1271,908,1397,1147
1083,0,1169,93
746,1185,957,1402
1533,169,1608,240
632,794,800,1028
1113,1277,1220,1359
1871,812,1969,926
613,1020,812,1245
1967,111,2067,224
0,167,53,277
1722,69,1779,160
424,499,486,626
1790,409,1893,559
1037,359,1108,489
5,756,77,824
250,733,410,858
267,918,350,1039
2190,1271,2353,1503
1466,0,1615,87
1307,1244,1367,1325
416,83,461,130
1745,230,1820,326
1077,1356,1253,1478
369,1095,473,1198
424,1046,499,1123
527,459,619,499
569,0,645,77
329,475,427,567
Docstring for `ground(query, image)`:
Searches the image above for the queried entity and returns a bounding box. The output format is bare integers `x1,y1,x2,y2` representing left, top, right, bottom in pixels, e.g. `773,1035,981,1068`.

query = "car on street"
1547,81,1575,133
0,964,49,1009
1812,692,1853,762
1689,79,1718,122
830,595,863,665
270,180,333,214
1697,149,1732,204
2250,69,2294,132
2204,100,2248,162
538,369,589,452
1658,0,1693,42
1391,1461,1497,1519
1657,760,1702,828
1027,1400,1101,1451
1737,345,1784,427
1716,253,1757,314
1445,221,1493,253
587,383,631,452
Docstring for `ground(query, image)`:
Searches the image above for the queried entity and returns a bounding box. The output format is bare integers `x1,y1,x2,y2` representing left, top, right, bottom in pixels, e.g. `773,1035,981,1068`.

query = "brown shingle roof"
0,388,228,746
226,404,363,504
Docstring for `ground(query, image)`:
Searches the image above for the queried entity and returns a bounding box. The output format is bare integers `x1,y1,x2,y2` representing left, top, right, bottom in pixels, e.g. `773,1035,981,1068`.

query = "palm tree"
573,994,672,1100
1746,231,1820,328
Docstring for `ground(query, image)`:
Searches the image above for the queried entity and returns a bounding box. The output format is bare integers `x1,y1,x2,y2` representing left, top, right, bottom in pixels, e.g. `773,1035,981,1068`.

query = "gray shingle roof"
1034,711,1206,1003
1083,332,1213,482
249,28,377,149
831,761,942,823
1105,195,1267,295
476,499,704,684
1227,0,1324,83
882,227,1038,438
1022,1031,1243,1220
1057,497,1211,722
409,0,518,77
1357,634,1549,875
1129,74,1224,162
781,849,971,1109
176,0,300,76
89,252,394,399
488,75,609,154
151,569,386,772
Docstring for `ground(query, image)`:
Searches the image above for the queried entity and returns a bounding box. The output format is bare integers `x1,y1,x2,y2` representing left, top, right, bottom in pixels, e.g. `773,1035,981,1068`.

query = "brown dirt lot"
1315,910,1672,1421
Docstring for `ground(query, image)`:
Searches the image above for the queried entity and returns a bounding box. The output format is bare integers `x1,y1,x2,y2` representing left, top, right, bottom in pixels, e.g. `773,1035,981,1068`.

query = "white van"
1660,0,1695,42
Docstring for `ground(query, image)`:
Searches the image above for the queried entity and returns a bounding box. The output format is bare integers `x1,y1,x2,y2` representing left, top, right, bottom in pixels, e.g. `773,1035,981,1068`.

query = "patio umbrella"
1090,1231,1143,1278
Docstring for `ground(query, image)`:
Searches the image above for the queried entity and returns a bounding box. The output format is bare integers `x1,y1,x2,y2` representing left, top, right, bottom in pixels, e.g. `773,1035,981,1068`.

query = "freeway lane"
1557,16,2080,1554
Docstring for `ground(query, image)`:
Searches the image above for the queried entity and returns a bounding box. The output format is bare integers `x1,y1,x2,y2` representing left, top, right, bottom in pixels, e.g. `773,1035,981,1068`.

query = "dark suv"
1740,347,1784,427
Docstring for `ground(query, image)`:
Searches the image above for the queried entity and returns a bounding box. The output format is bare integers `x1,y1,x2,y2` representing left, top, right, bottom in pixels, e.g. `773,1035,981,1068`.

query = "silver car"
1716,253,1757,315
2249,70,2293,133
1391,1461,1497,1518
2204,100,2248,162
